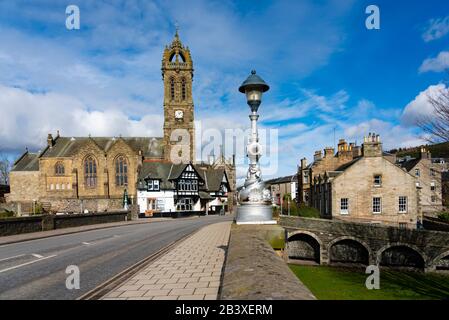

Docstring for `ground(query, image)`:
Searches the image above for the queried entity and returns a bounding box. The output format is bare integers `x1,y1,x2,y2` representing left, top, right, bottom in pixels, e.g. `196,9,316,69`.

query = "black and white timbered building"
137,162,231,217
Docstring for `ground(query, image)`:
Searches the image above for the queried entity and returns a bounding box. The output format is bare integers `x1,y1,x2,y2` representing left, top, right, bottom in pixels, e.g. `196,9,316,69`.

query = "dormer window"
146,179,160,192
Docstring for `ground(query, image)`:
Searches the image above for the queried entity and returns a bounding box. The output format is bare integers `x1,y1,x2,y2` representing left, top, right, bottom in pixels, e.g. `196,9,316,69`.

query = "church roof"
12,152,40,171
40,136,164,159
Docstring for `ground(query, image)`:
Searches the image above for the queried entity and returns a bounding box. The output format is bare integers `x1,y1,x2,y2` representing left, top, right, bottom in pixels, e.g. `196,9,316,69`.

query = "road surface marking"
82,242,92,245
0,254,25,263
0,255,57,274
31,254,44,259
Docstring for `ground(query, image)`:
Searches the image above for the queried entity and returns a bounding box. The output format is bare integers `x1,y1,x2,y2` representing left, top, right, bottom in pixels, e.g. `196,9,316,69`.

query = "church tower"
162,30,195,163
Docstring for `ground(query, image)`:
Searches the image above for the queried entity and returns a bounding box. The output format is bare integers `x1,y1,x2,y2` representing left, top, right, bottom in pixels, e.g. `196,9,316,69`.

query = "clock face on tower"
175,110,184,120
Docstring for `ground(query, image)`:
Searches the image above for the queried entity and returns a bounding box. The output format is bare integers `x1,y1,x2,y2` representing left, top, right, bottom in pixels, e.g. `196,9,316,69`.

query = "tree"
418,81,449,143
0,153,11,185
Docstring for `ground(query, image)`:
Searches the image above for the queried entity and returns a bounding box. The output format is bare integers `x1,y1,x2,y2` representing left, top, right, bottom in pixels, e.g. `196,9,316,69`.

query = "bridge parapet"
280,215,449,272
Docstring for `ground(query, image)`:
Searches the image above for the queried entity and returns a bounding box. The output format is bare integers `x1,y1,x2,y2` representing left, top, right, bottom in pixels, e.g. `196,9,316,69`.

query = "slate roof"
334,158,362,172
198,168,226,191
138,162,228,192
399,158,421,172
265,175,298,186
11,152,40,172
12,136,164,172
40,136,164,159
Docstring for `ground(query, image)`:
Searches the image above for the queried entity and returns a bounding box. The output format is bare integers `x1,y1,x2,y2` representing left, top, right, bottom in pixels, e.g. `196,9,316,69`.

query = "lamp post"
236,70,276,225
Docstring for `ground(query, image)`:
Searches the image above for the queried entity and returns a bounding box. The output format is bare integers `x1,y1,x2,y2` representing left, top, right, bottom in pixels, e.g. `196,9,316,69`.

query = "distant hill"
389,142,449,158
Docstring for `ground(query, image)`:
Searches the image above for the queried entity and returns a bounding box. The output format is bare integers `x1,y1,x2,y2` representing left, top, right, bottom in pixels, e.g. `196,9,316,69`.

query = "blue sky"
0,0,448,182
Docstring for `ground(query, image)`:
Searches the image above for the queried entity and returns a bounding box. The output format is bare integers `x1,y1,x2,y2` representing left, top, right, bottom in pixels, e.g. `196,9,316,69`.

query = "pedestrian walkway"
102,221,231,300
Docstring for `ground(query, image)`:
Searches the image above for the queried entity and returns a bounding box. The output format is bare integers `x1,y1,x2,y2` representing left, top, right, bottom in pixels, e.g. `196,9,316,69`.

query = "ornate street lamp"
236,70,276,225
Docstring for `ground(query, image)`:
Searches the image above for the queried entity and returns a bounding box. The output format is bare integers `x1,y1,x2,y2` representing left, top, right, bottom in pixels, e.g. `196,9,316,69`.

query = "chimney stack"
47,133,54,149
420,147,431,159
324,147,334,158
301,157,307,169
362,132,382,157
314,150,322,162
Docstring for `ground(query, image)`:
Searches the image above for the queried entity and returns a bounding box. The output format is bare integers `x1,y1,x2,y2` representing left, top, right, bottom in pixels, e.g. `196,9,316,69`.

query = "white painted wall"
137,190,175,213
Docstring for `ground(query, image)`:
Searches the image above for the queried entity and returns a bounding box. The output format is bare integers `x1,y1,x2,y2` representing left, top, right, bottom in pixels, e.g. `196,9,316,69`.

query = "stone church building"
6,31,236,215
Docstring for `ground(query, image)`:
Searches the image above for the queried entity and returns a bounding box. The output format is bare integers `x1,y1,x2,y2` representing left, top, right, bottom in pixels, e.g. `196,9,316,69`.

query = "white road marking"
0,255,57,274
82,242,91,245
31,254,44,259
0,254,25,263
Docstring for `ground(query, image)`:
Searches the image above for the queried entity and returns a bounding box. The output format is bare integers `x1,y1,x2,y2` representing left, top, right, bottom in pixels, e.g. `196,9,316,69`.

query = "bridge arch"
327,236,372,265
430,250,449,271
377,243,427,270
287,231,322,264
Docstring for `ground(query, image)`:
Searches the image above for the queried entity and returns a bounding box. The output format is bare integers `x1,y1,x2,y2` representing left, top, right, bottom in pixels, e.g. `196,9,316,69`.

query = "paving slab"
102,221,231,300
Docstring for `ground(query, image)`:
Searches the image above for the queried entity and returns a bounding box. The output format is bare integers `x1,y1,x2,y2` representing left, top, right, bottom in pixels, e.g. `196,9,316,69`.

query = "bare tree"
418,80,449,144
0,153,11,185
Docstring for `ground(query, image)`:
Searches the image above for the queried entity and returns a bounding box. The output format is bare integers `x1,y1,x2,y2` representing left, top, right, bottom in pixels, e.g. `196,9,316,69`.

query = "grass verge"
289,264,449,300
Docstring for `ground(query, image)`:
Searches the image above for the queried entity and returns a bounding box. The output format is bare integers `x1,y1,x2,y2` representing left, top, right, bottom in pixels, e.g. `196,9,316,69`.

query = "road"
0,215,232,300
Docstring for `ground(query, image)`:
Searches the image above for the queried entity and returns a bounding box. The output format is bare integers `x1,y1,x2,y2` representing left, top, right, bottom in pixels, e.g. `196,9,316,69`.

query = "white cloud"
262,89,349,123
422,15,449,42
401,84,447,126
344,119,425,150
0,85,163,153
419,51,449,73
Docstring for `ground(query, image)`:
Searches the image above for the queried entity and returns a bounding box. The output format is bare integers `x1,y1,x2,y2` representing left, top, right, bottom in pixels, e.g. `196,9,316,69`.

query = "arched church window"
55,162,65,176
115,156,128,186
84,156,97,188
181,78,186,100
170,77,175,100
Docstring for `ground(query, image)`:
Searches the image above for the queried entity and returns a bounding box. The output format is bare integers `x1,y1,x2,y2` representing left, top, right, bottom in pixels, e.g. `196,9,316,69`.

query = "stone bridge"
280,216,449,272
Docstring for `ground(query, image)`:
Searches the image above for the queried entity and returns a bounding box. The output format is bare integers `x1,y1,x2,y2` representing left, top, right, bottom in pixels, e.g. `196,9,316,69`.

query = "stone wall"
53,211,128,229
423,217,449,232
220,224,316,300
0,211,128,237
332,156,418,229
39,197,124,213
7,171,40,202
412,158,444,214
0,216,42,236
281,215,449,271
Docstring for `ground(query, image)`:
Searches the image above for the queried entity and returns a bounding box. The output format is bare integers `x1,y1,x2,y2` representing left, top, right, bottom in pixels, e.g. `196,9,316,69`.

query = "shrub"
437,212,449,223
297,204,320,218
272,206,280,218
0,210,15,218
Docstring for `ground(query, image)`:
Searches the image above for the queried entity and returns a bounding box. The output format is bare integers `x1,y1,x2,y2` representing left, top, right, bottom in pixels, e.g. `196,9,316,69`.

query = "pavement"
102,221,231,300
0,215,232,300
